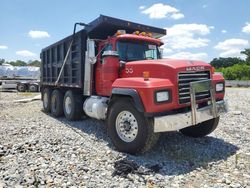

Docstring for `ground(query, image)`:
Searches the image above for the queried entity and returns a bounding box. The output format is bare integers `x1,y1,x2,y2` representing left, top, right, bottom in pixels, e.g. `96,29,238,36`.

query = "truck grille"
178,71,210,104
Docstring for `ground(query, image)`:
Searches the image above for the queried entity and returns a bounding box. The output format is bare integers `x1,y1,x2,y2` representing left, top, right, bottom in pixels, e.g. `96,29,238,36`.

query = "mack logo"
186,66,205,71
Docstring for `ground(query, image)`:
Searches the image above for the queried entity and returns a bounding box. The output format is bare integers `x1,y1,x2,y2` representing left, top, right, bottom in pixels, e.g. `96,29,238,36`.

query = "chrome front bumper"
154,80,228,133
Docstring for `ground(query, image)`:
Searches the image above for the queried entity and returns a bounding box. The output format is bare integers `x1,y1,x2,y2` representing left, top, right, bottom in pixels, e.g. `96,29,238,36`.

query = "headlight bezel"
215,82,225,93
154,89,172,104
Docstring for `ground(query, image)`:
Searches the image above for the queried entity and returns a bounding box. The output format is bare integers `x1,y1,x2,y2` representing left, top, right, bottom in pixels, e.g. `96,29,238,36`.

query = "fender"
111,77,175,113
111,88,145,112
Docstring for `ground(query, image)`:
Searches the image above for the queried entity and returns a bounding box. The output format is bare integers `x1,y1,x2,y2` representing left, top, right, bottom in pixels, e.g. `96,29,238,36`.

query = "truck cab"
41,15,227,154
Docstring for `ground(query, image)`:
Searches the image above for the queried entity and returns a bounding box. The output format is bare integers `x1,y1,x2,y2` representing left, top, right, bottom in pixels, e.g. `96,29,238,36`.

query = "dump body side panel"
40,30,87,89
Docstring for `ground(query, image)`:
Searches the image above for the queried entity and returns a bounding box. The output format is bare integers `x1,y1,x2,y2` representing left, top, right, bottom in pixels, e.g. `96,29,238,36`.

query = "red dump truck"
41,15,227,154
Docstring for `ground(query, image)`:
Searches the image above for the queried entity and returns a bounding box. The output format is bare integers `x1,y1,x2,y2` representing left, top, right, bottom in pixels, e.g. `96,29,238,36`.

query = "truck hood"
127,59,211,70
122,59,211,80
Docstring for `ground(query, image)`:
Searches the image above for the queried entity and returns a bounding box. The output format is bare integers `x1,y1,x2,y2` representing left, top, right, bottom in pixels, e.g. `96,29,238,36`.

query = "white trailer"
0,77,40,92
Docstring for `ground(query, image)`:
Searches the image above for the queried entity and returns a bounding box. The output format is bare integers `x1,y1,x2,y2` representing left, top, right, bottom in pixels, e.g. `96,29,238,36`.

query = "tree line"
210,49,250,80
0,59,41,67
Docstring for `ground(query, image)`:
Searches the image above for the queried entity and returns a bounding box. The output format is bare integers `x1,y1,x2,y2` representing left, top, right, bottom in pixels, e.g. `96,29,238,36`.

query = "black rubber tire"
28,84,38,92
42,88,51,113
50,89,64,117
180,117,220,138
17,84,27,92
63,90,83,120
107,98,159,154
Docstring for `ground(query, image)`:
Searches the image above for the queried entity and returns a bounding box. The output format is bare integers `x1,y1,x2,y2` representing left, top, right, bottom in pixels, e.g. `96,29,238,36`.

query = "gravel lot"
0,88,249,188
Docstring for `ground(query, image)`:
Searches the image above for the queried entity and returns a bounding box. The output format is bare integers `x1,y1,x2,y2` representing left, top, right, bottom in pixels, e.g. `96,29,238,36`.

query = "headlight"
155,90,171,103
216,83,224,92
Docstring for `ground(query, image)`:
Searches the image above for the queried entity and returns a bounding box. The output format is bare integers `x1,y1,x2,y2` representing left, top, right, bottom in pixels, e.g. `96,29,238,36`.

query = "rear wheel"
180,117,220,138
42,88,51,112
17,83,27,92
29,84,38,92
107,99,159,154
50,90,64,117
63,90,83,120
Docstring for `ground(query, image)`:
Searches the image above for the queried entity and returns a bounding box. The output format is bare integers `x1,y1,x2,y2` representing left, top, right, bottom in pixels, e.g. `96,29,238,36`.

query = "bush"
217,64,250,80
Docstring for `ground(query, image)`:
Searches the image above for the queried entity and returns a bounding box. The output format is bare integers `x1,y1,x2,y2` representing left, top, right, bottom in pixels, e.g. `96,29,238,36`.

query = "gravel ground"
0,88,249,188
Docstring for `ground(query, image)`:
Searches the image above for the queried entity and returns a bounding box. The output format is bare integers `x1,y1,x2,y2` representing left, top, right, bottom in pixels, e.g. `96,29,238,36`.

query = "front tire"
107,99,159,154
50,89,64,117
180,117,219,138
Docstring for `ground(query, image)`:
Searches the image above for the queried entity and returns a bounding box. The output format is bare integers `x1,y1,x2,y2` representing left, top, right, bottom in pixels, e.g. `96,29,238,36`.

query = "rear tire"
42,88,51,113
17,83,27,92
50,89,64,117
107,98,159,154
180,117,220,138
63,90,83,120
29,84,38,92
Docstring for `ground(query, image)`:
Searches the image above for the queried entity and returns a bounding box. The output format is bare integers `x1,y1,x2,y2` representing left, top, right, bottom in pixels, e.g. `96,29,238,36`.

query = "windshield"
117,40,161,61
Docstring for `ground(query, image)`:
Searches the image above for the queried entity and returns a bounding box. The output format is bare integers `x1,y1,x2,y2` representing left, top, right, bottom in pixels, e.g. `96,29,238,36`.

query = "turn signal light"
143,71,150,81
140,32,146,36
133,31,140,35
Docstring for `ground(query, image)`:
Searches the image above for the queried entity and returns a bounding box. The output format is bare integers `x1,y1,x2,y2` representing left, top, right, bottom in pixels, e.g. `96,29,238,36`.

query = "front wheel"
179,117,220,138
107,99,159,154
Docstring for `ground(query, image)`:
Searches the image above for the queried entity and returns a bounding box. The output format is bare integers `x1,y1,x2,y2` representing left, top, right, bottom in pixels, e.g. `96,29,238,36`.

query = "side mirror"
87,39,96,64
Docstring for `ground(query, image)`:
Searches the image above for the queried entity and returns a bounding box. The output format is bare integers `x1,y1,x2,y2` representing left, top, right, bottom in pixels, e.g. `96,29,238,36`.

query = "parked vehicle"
0,77,40,92
41,15,227,154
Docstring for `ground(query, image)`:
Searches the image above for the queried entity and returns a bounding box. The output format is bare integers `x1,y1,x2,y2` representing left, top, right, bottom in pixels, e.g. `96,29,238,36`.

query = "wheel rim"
19,85,24,91
30,85,36,91
115,111,138,143
43,93,48,108
65,96,72,115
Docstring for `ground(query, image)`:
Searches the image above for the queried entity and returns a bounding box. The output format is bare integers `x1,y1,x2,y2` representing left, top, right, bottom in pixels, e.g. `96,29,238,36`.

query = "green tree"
241,48,250,62
9,60,27,66
218,64,250,80
0,58,5,65
210,57,245,69
28,60,41,67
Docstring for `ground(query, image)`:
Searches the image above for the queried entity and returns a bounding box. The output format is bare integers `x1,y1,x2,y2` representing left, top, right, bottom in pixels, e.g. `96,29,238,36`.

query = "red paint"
112,78,175,113
95,54,120,96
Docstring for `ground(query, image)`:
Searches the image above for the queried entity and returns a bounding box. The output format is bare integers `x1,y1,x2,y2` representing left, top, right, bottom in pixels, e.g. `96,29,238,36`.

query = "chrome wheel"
115,111,138,142
65,96,72,115
44,93,48,108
